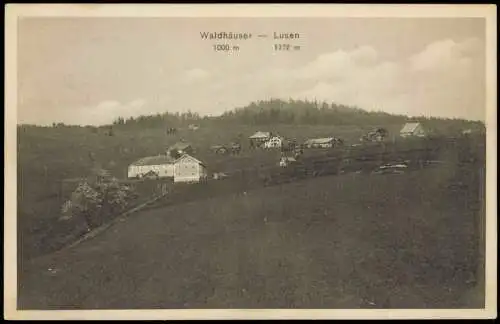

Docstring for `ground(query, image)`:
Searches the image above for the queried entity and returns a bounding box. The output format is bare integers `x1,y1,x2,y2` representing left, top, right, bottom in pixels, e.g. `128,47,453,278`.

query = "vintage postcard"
4,3,497,320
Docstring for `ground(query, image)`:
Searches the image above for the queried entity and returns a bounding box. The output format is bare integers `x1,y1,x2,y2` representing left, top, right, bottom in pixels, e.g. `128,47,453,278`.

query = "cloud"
95,100,121,110
182,68,210,83
160,38,484,121
409,38,482,74
280,38,483,120
72,98,155,125
293,46,380,82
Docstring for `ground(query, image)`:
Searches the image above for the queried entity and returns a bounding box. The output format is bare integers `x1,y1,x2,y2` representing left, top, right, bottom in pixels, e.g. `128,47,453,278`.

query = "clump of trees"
60,176,138,230
111,110,203,129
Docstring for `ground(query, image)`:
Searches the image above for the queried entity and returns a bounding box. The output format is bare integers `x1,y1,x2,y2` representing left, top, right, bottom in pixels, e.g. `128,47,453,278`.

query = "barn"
400,122,426,138
173,154,208,183
128,155,175,179
304,137,336,148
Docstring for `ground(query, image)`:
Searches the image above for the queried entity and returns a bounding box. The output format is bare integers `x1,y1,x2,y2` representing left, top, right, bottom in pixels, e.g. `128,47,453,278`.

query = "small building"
400,122,426,138
211,145,229,154
173,154,208,183
361,128,388,142
212,172,229,180
249,131,271,147
462,129,473,135
168,141,194,156
279,156,297,168
264,136,283,149
128,155,175,179
304,137,336,148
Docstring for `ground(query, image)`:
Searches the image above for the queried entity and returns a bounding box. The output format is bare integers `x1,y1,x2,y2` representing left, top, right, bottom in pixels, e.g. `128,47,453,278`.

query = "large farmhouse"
128,153,207,183
128,155,175,179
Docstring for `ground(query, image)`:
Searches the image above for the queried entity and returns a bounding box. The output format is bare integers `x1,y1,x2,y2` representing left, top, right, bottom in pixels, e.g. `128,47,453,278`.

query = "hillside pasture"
18,161,485,309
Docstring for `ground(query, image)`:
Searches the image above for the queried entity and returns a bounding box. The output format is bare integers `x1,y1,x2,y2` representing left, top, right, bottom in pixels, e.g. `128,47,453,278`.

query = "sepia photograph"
4,4,497,320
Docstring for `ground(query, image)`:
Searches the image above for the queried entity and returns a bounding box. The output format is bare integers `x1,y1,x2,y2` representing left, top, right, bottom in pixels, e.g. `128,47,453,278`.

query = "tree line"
110,98,485,130
20,98,485,131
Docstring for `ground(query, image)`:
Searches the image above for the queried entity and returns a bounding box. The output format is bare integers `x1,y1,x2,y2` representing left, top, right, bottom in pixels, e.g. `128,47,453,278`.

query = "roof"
305,137,335,145
169,142,192,150
174,154,205,166
400,122,422,133
130,155,175,166
249,131,271,139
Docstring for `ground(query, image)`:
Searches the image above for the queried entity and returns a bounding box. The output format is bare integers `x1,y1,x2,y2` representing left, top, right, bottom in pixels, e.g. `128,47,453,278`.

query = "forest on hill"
21,98,485,135
106,98,486,133
103,98,408,128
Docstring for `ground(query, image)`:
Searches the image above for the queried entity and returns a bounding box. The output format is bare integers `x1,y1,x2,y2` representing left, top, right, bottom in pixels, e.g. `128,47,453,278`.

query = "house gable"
172,154,207,183
174,154,204,166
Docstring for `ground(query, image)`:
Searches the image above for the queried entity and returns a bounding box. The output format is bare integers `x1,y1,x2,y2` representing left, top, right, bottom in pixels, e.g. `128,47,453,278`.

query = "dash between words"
200,32,301,40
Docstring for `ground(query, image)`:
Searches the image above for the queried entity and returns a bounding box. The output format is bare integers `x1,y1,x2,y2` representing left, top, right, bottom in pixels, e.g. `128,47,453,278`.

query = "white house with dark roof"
173,154,208,183
400,122,426,138
264,136,284,149
128,155,175,179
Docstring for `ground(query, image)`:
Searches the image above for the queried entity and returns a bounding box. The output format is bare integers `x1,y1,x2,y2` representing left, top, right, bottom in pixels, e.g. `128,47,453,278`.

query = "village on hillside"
122,121,430,184
48,112,486,245
51,119,446,237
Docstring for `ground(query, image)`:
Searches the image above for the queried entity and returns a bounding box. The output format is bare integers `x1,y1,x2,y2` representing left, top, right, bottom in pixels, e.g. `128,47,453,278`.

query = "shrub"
60,178,138,230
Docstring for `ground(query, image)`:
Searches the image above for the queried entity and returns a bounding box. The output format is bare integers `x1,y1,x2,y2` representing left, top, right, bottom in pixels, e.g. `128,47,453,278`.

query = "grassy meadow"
18,161,485,309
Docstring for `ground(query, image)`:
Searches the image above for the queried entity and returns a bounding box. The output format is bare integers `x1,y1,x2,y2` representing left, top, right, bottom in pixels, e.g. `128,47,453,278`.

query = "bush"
60,178,138,230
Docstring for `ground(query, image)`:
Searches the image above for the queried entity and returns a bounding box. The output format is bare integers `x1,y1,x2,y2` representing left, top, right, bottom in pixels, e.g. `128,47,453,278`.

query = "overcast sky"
17,17,486,125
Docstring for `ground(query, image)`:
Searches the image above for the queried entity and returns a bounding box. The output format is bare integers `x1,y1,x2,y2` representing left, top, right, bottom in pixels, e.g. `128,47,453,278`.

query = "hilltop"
23,98,485,134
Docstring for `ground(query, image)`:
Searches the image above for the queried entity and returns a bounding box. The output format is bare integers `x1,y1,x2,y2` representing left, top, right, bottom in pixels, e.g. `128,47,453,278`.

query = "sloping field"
18,163,484,309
